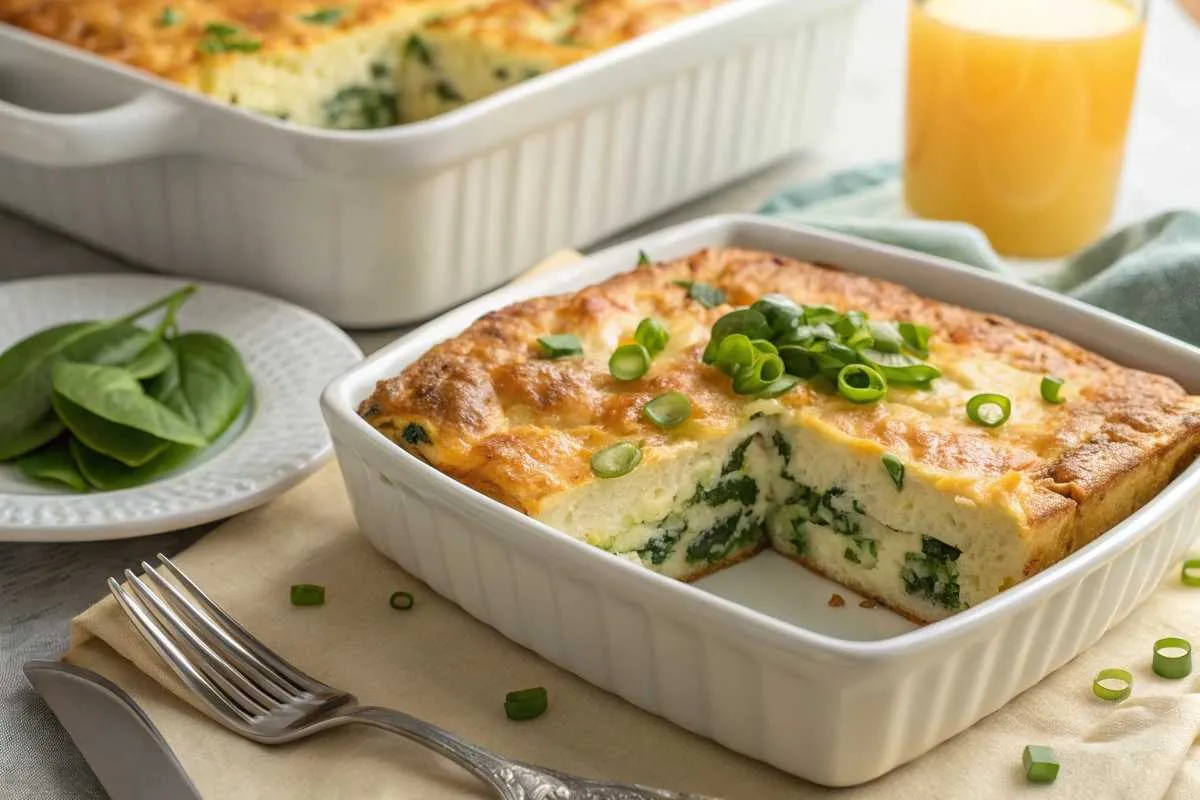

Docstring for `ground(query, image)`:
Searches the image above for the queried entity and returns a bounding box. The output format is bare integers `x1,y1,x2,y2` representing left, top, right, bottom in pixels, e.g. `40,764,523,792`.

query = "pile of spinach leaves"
0,286,252,492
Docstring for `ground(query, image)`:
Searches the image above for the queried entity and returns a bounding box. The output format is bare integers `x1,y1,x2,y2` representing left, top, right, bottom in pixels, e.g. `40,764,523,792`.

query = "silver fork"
109,554,720,800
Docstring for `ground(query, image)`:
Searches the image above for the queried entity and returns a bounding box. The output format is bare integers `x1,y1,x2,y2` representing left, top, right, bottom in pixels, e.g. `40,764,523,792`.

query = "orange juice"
905,0,1145,257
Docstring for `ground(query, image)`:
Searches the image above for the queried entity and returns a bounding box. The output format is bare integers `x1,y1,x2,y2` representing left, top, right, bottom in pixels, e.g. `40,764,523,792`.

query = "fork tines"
109,554,327,731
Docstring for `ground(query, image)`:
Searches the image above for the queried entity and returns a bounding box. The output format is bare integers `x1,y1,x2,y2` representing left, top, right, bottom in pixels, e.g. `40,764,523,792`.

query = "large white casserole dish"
0,0,859,328
320,215,1200,787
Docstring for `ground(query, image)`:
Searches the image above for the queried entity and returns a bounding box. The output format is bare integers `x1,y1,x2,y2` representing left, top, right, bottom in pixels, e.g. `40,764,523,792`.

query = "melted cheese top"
361,248,1200,528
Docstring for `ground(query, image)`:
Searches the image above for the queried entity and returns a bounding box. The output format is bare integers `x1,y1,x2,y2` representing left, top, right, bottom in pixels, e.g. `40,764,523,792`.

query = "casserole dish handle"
0,92,189,167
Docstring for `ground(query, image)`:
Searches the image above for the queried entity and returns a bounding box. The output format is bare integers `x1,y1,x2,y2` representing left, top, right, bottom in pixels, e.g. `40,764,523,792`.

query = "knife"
24,660,202,800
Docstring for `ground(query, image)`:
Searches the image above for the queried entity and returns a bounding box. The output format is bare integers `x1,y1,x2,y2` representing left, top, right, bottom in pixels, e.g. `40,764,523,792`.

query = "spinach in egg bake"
359,248,1200,623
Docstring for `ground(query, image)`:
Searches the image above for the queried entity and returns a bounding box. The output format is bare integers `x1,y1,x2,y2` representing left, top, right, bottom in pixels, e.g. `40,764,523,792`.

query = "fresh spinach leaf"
51,393,171,467
0,287,195,459
147,352,198,427
17,439,89,492
52,363,205,447
70,438,196,491
0,411,64,462
121,338,174,380
64,322,157,367
166,333,252,441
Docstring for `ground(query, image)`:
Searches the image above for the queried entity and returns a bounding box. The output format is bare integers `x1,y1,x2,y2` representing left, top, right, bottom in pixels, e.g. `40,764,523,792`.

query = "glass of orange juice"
904,0,1146,258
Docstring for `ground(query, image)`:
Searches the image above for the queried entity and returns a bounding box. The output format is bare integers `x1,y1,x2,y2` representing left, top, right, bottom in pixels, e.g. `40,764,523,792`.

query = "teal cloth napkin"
758,163,1200,347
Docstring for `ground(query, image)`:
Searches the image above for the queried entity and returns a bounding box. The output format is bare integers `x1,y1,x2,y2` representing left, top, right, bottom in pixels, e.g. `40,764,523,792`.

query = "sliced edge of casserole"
358,248,1200,624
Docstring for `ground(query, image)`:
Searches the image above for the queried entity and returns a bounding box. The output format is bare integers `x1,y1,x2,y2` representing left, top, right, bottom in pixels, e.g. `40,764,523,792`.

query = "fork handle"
346,706,514,788
344,706,713,800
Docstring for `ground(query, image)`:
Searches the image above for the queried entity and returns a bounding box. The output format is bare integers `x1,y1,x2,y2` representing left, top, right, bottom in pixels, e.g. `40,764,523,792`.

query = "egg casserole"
358,248,1200,624
0,0,723,128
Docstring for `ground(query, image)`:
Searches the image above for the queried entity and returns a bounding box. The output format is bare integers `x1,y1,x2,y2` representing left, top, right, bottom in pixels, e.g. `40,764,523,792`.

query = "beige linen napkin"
64,250,1200,799
66,463,1200,800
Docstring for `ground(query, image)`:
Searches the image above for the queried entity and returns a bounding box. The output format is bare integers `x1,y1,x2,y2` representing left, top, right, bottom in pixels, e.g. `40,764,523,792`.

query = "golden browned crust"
361,247,1200,566
0,0,473,86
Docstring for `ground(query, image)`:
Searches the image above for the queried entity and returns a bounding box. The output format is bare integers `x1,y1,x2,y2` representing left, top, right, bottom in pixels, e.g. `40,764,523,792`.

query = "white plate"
0,274,362,542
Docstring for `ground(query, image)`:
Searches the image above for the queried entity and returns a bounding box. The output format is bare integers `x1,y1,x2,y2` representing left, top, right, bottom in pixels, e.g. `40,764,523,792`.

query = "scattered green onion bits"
966,393,1012,428
837,364,886,404
637,250,651,266
898,321,931,354
1022,745,1060,784
881,453,904,490
1182,559,1200,587
643,391,691,428
290,584,325,606
1092,667,1132,701
1041,375,1066,404
758,374,803,399
701,296,938,404
732,353,785,395
591,441,641,478
674,280,727,309
609,344,651,381
634,318,669,357
537,333,582,359
389,591,415,611
504,687,549,721
1152,637,1192,679
716,334,756,374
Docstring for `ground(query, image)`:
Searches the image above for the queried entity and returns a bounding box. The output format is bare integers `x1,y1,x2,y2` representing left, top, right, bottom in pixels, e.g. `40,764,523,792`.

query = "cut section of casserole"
358,249,1200,623
0,0,483,127
396,0,726,122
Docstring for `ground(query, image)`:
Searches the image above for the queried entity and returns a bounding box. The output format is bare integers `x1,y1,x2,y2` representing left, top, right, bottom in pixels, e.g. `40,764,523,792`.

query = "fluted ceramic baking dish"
0,0,859,328
320,215,1200,787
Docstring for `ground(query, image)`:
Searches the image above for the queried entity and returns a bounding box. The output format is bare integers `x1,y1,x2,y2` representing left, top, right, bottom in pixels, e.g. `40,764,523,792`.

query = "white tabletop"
2,1,1199,797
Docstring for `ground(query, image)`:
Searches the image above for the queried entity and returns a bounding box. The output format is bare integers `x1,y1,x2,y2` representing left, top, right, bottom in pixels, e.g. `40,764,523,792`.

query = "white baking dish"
320,215,1200,787
0,0,859,328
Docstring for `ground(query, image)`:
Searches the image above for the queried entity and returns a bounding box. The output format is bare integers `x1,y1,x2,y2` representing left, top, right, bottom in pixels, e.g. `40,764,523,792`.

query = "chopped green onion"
634,318,669,357
643,391,691,428
898,322,931,354
1152,637,1192,679
966,393,1012,428
389,591,414,610
537,333,583,359
674,280,727,309
1092,667,1132,701
803,305,841,325
504,686,549,721
716,334,756,374
837,364,886,404
609,344,651,381
733,354,784,395
637,250,651,266
757,374,802,399
1022,745,1060,784
299,7,345,24
750,339,778,355
290,584,325,606
702,309,771,363
867,321,904,353
157,6,182,27
859,349,942,385
198,22,262,53
777,345,819,379
591,442,642,478
750,294,802,334
881,453,904,490
1041,375,1066,404
1182,559,1200,587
